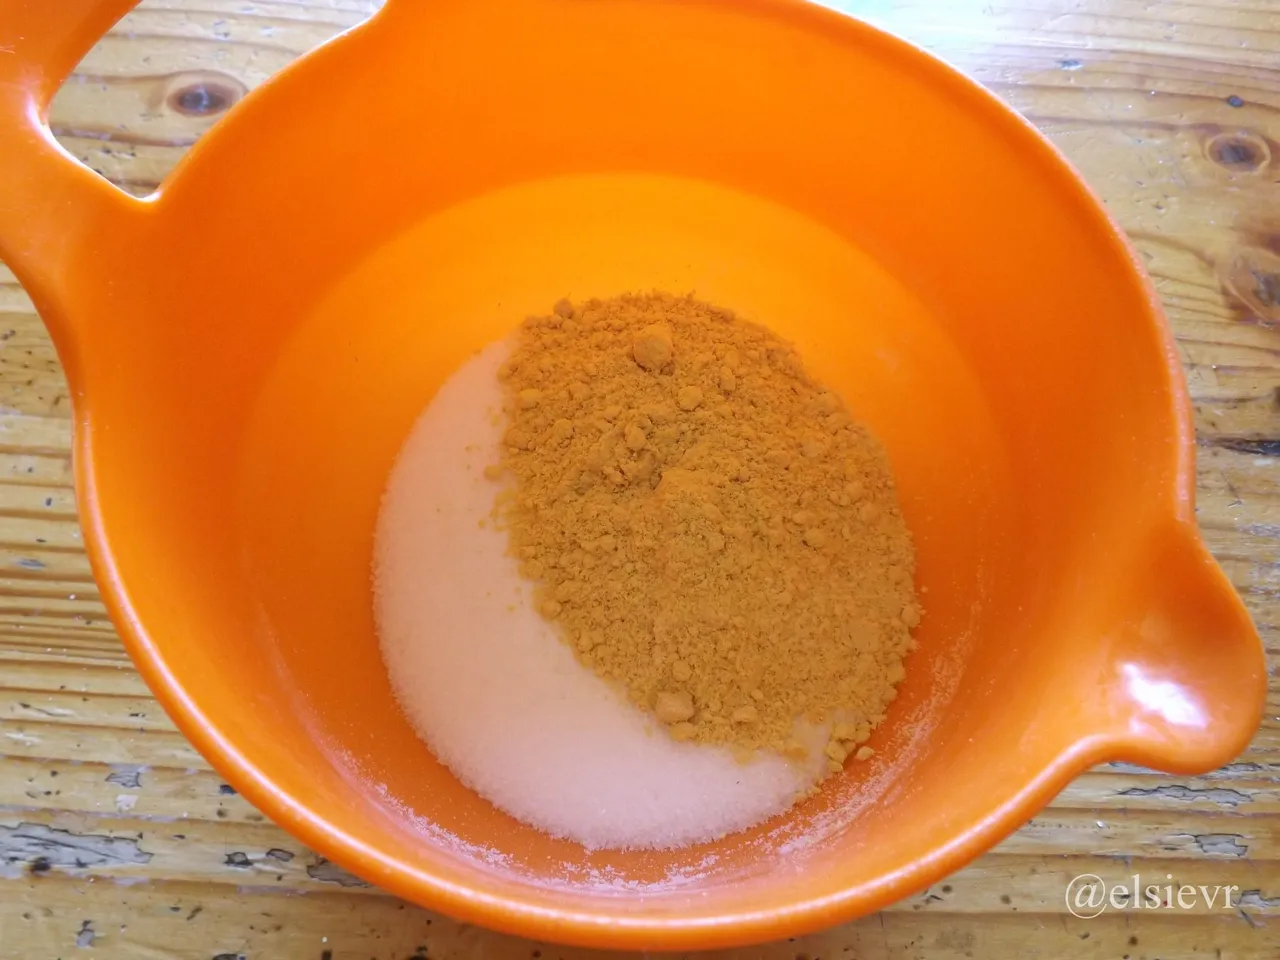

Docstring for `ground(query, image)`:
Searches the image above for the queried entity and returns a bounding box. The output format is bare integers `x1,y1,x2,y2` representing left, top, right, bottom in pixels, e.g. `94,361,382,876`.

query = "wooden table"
0,1,1276,956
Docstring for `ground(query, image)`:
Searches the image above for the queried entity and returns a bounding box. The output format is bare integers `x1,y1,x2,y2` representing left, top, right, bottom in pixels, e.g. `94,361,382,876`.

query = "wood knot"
1205,131,1270,173
1222,247,1280,327
165,72,245,117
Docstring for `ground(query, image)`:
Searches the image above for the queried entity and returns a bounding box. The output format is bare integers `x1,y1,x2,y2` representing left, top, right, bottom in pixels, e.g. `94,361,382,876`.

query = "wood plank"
0,801,1277,919
0,874,1275,958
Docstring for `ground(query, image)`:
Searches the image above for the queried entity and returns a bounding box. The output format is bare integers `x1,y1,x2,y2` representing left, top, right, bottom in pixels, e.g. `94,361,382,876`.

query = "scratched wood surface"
0,0,1277,957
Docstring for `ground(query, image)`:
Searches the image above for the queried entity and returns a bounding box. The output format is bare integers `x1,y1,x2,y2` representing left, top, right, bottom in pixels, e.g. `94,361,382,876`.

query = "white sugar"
374,340,826,850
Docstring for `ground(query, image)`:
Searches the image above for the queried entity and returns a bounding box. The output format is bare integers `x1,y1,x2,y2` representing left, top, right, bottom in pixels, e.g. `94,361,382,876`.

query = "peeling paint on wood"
0,822,152,870
104,765,144,789
1118,784,1253,806
306,858,370,888
75,919,96,948
1186,834,1249,857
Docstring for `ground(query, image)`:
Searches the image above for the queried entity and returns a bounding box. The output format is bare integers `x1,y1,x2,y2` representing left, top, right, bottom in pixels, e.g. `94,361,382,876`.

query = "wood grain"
0,0,1277,957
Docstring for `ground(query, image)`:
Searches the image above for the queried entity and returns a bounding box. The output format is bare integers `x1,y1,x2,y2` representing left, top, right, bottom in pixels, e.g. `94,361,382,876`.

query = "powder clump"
494,292,920,776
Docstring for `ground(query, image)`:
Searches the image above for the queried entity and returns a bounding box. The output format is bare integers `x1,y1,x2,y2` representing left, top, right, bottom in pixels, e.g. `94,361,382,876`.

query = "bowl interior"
72,0,1183,937
238,171,1020,898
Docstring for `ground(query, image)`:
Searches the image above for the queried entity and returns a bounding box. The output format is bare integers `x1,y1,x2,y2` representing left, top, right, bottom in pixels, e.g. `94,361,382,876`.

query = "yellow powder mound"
493,292,920,774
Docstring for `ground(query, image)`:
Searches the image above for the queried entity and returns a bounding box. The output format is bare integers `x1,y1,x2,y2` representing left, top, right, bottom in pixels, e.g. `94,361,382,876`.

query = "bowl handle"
0,0,147,343
1101,517,1266,774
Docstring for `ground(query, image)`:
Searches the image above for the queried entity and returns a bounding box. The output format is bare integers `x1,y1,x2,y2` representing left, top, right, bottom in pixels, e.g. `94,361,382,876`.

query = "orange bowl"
0,0,1265,950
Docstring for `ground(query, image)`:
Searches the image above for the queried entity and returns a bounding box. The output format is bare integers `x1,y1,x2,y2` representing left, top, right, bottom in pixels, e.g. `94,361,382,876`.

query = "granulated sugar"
375,340,827,850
